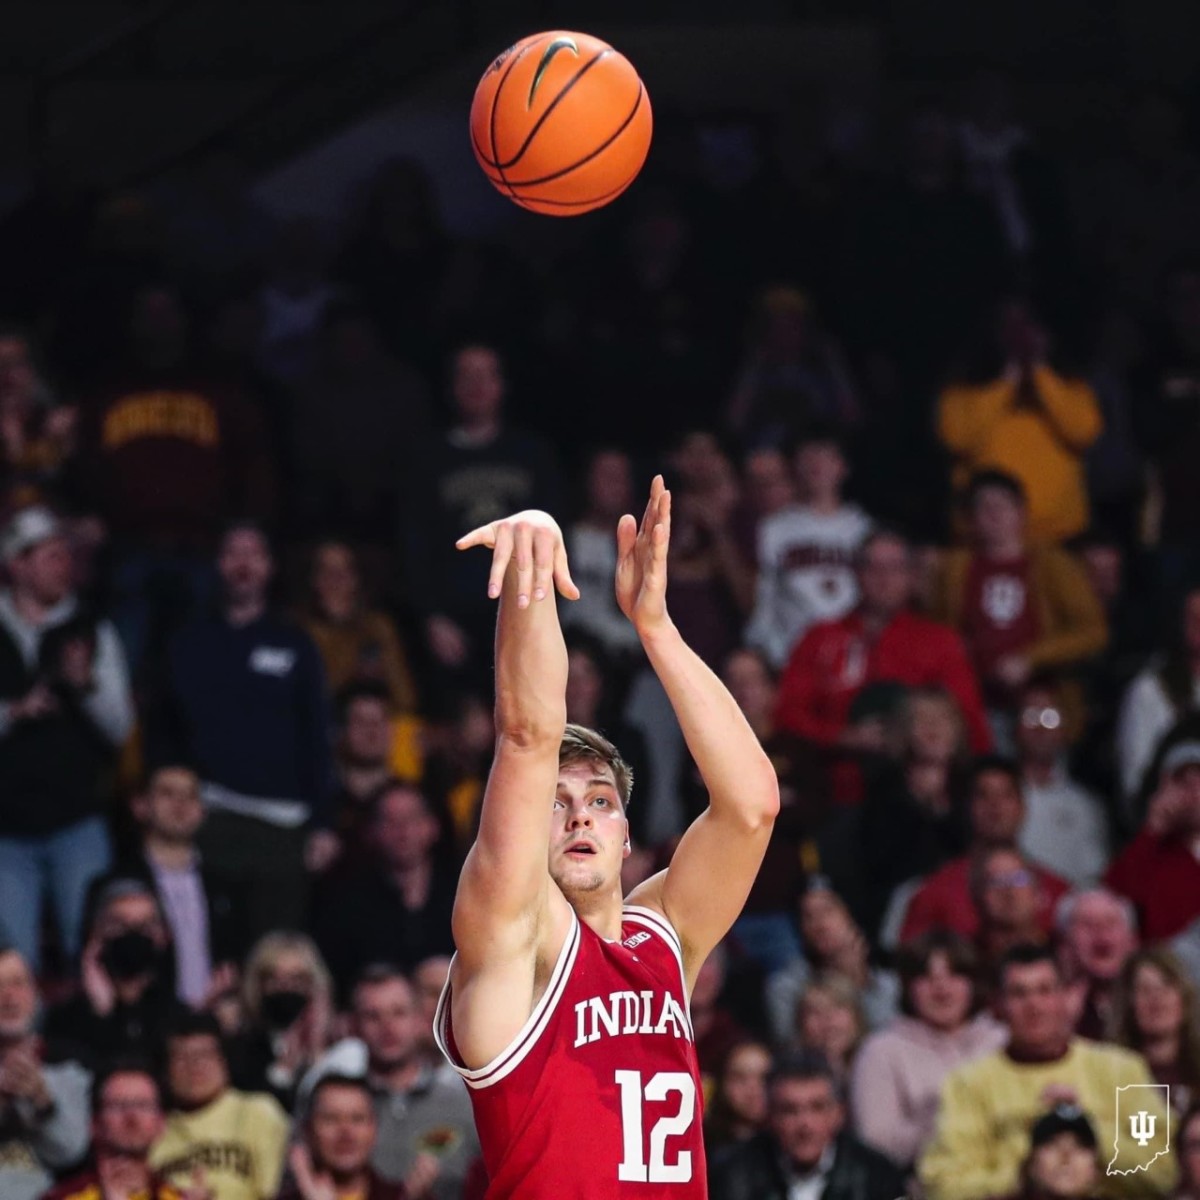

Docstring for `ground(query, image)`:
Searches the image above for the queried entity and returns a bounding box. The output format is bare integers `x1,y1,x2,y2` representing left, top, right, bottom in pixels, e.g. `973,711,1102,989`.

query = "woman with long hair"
230,931,337,1112
793,971,867,1081
849,930,1005,1169
703,1038,773,1157
296,538,419,713
1109,947,1200,1115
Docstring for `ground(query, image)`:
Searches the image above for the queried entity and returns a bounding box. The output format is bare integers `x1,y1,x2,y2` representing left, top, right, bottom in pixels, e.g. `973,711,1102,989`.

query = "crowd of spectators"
3,63,1200,1200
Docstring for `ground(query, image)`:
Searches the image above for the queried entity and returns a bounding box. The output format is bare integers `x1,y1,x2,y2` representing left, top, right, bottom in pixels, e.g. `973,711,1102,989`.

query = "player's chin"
551,861,607,894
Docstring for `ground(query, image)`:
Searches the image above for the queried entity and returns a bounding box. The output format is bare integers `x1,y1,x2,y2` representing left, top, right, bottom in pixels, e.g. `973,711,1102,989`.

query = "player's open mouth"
565,842,597,856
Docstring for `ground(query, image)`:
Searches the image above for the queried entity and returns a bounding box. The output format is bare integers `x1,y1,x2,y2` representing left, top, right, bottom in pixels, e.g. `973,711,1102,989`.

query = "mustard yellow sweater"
919,1041,1176,1200
939,365,1103,543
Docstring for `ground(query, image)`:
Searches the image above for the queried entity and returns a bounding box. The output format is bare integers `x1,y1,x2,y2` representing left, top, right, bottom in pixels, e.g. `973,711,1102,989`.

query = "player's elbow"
494,699,567,749
732,765,781,828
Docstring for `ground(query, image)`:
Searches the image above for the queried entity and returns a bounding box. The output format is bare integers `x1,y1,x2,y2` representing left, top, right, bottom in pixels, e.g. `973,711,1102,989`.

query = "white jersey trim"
622,904,694,1038
433,910,581,1091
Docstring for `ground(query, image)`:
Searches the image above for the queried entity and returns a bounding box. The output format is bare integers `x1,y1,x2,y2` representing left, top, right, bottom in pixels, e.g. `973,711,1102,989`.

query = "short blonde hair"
559,723,633,808
242,931,333,1025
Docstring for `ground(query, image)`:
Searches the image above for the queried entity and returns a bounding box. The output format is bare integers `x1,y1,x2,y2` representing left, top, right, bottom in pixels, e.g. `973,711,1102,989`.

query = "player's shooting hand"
616,475,672,635
456,510,579,609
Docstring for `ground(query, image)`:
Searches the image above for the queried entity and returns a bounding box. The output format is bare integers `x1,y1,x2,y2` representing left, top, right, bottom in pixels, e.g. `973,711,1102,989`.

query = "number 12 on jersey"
615,1070,697,1183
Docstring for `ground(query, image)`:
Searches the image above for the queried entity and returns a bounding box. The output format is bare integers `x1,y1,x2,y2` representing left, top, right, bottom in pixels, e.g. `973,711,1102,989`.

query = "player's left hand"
616,475,672,635
456,510,579,608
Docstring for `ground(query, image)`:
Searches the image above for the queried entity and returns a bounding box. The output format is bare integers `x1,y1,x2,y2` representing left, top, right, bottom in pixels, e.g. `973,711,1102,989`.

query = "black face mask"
100,931,160,981
260,989,309,1030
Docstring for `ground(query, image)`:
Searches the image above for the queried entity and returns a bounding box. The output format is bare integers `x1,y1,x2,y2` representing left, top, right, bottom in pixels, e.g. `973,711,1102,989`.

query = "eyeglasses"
985,869,1034,889
102,1099,160,1115
1020,707,1062,731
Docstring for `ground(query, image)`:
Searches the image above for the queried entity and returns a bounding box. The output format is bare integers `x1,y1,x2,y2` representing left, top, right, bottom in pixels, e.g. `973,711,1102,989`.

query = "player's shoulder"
621,899,684,956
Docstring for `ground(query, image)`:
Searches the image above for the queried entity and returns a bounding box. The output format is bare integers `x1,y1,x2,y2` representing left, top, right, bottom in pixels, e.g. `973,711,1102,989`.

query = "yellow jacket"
919,1040,1176,1200
933,544,1109,672
939,365,1103,542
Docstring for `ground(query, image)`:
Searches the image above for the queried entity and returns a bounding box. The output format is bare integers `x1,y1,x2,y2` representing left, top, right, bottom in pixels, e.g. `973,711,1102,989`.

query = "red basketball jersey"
434,904,708,1198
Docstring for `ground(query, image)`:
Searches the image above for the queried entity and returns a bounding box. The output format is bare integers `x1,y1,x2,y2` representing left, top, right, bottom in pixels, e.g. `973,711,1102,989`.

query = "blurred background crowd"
3,41,1200,1200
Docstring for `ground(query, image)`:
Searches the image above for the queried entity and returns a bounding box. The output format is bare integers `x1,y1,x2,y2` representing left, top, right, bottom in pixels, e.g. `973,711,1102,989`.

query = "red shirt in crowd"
961,555,1041,703
1105,830,1200,941
774,609,993,752
900,855,1071,942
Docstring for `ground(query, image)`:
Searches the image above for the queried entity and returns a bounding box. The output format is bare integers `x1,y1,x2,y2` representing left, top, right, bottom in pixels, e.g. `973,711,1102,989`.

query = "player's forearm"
495,564,568,744
640,620,778,824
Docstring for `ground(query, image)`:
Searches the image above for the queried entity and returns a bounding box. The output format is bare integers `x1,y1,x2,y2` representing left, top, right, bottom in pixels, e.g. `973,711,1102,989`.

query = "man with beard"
299,967,475,1199
156,521,336,944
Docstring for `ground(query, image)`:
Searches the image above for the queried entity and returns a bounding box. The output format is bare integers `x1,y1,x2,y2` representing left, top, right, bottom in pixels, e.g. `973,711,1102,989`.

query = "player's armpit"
626,800,774,993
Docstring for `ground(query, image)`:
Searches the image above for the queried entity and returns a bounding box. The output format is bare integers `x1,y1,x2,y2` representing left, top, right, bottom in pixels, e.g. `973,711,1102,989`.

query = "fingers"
532,527,555,603
553,542,581,600
639,474,663,536
616,513,638,558
514,521,534,608
455,523,497,551
486,523,514,600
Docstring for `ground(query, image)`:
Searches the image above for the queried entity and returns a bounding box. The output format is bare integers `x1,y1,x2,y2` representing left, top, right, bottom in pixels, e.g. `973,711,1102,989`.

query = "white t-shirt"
746,503,872,667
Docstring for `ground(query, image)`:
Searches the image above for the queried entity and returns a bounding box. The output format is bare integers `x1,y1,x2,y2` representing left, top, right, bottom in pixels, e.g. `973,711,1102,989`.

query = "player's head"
550,724,633,897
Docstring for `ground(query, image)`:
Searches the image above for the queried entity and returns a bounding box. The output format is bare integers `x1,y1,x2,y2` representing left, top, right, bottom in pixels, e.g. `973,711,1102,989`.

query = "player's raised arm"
447,513,578,1053
622,477,780,989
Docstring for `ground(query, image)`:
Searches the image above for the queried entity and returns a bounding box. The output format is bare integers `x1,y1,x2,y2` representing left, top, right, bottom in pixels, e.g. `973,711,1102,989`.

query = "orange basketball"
470,31,652,216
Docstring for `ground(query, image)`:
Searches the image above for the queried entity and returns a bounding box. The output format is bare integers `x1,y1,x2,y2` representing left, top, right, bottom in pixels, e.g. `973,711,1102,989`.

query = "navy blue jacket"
158,612,335,827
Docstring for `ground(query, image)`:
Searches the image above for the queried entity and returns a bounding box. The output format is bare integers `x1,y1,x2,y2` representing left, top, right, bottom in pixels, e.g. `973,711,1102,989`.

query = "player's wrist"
635,615,678,648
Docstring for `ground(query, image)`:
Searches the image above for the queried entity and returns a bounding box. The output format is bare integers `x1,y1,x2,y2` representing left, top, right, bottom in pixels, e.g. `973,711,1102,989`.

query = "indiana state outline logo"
1106,1083,1171,1177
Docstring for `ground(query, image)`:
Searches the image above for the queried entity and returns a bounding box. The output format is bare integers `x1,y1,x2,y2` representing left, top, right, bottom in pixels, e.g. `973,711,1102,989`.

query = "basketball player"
434,476,779,1197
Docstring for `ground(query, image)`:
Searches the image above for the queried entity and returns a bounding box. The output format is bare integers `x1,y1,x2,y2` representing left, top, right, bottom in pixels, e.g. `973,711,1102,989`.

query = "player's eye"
553,798,565,810
591,795,609,807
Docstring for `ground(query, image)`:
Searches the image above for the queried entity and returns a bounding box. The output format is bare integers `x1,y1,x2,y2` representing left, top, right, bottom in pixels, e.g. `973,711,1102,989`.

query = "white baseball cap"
0,506,62,564
1160,740,1200,779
